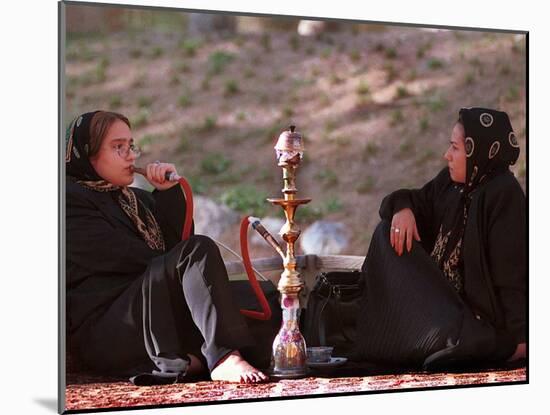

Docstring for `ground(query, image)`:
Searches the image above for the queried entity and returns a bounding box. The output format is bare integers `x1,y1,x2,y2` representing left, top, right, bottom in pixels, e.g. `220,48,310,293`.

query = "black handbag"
303,271,364,357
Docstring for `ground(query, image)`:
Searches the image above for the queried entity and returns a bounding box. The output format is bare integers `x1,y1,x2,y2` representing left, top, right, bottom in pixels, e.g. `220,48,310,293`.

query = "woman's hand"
145,162,179,191
507,342,526,362
390,208,421,256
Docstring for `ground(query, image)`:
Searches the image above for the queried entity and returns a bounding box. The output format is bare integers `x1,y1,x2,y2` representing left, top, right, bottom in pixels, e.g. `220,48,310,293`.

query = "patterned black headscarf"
460,107,520,191
65,110,103,181
431,107,519,292
65,111,165,252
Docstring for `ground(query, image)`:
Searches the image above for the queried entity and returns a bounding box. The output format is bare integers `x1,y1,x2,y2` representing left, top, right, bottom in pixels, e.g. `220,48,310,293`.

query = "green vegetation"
175,60,191,73
220,185,268,217
178,91,192,108
349,49,361,62
224,79,240,97
296,197,345,221
109,95,122,109
177,132,190,152
324,196,344,213
281,106,294,119
185,174,208,195
296,205,325,223
356,80,370,96
138,95,152,108
426,94,447,112
179,38,201,57
315,169,339,186
416,42,432,59
169,75,180,86
261,33,271,52
208,51,235,76
201,152,231,175
500,64,511,76
396,85,410,99
324,120,337,133
131,108,150,128
506,86,520,102
244,68,256,79
385,47,397,59
384,63,397,83
200,76,211,91
289,34,300,51
199,115,217,132
427,58,444,70
399,139,414,154
356,176,376,194
419,117,429,132
363,142,379,160
390,109,404,126
321,48,332,59
151,46,164,58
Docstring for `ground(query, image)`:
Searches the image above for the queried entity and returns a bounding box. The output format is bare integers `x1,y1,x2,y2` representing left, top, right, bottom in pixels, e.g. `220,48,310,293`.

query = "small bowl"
306,346,334,363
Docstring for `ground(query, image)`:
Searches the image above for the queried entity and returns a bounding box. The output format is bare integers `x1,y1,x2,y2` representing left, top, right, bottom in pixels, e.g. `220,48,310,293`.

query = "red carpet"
65,367,526,412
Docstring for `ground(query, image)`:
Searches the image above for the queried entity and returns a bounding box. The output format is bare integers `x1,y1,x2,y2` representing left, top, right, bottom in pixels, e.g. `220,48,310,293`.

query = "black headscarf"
65,111,103,181
431,107,519,292
65,111,165,252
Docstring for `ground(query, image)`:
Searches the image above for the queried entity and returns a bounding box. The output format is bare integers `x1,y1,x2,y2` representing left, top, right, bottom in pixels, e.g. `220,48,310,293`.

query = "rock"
300,221,350,255
297,20,326,37
188,14,236,36
249,217,286,247
193,195,240,239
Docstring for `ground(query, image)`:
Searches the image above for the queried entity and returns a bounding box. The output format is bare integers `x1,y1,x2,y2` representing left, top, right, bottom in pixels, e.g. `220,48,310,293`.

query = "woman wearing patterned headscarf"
354,107,526,369
66,110,269,384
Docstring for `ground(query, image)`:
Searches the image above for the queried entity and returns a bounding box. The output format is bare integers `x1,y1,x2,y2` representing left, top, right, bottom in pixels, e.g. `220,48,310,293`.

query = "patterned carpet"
64,367,526,412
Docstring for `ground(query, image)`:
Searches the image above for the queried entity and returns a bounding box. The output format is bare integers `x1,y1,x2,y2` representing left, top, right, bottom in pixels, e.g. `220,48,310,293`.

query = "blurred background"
64,3,526,262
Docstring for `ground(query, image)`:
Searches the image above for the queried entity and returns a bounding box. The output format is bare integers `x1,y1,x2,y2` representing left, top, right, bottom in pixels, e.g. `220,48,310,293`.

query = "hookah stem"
133,166,193,241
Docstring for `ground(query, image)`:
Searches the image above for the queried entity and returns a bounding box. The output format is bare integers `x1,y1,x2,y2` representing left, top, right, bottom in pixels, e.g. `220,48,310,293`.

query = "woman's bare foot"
210,351,268,383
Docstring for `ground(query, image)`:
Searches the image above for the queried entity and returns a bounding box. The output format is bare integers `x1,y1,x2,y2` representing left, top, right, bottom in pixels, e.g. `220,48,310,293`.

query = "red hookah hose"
238,216,272,320
178,177,194,241
178,176,271,320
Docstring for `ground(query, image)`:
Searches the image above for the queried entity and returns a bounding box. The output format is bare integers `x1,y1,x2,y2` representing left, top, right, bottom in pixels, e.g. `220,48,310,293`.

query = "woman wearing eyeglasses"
66,110,268,385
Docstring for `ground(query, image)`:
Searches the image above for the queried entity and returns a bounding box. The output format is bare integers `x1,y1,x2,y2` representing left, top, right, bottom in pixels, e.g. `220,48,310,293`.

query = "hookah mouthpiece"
132,166,180,182
248,217,285,258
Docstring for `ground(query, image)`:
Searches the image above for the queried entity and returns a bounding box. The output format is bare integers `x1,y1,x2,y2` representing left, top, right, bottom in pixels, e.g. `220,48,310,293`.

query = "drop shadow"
34,398,58,413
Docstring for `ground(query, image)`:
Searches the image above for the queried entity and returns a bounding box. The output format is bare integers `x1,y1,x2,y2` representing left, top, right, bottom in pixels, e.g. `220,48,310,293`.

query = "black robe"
354,168,526,368
66,178,189,334
66,178,279,381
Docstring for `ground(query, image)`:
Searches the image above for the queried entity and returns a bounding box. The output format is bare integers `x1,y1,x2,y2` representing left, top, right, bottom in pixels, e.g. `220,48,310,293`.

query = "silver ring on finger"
154,160,161,164
394,228,400,233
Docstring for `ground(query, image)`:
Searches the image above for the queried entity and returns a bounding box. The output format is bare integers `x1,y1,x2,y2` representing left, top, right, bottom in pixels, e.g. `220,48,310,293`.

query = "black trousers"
353,220,515,370
74,235,256,380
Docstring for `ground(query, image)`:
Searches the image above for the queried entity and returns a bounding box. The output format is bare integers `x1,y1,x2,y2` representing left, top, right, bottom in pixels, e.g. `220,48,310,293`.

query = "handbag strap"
317,278,357,346
317,286,332,346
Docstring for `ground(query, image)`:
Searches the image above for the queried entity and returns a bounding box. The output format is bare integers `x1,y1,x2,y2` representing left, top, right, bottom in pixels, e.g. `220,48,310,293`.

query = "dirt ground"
65,23,527,259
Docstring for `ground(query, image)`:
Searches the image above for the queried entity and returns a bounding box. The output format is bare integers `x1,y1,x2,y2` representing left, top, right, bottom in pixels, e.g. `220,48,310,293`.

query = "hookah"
132,125,311,378
265,125,311,379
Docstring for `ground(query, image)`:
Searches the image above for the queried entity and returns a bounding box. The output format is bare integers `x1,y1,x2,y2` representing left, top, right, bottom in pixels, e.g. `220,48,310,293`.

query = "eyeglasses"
113,143,141,159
